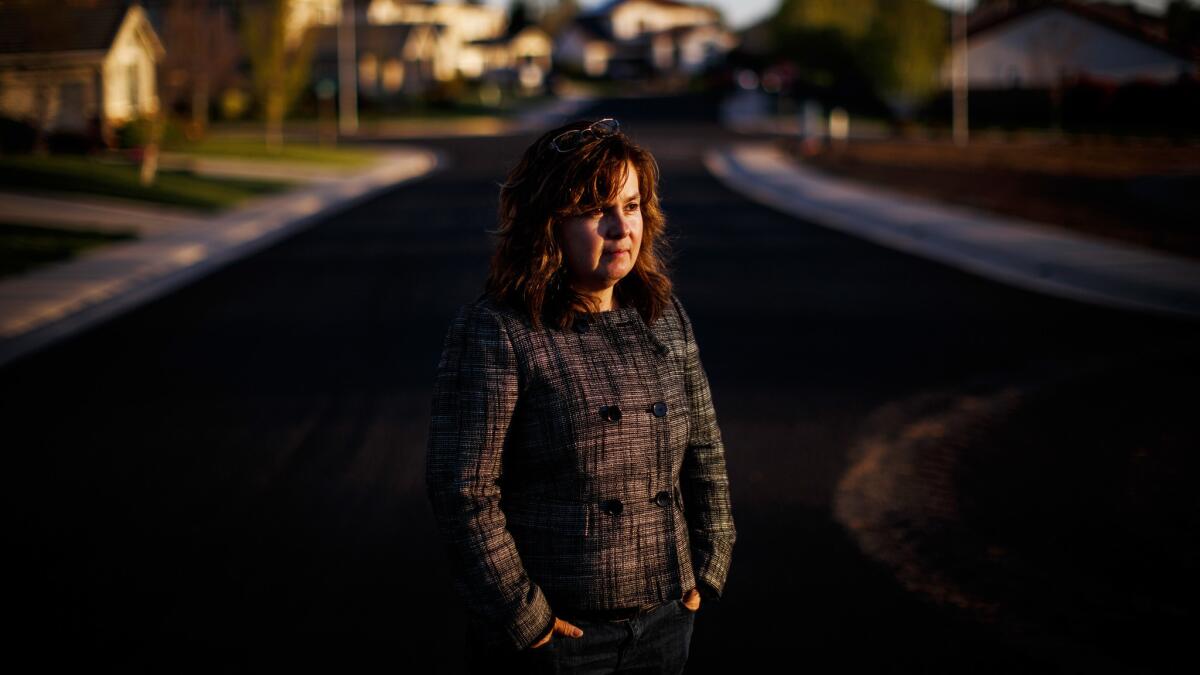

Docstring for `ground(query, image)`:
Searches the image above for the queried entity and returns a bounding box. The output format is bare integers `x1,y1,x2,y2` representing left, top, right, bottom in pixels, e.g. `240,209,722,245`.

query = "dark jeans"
464,599,697,674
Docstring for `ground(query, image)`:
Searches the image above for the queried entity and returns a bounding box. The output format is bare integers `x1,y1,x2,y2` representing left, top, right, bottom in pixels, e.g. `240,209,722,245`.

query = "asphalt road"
4,94,1197,673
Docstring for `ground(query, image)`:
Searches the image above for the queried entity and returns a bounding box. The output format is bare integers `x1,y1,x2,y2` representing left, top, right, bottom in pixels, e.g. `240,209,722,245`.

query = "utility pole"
338,0,359,136
952,0,970,147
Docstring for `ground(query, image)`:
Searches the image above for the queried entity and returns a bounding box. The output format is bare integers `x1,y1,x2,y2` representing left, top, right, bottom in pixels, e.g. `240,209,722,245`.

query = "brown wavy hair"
485,118,675,331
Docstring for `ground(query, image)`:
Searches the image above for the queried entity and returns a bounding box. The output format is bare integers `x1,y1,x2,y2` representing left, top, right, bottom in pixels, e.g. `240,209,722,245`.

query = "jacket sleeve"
672,294,736,602
424,302,556,652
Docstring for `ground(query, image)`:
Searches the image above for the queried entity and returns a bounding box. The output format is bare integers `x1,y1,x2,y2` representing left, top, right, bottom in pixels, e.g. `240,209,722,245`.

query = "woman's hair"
485,118,675,331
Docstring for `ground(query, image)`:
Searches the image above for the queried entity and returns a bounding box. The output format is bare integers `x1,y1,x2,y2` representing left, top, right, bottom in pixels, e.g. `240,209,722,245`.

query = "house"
367,0,538,84
556,15,618,77
461,25,554,91
555,0,737,79
943,0,1200,89
0,0,165,146
367,0,506,44
287,0,345,45
312,22,441,99
307,0,549,94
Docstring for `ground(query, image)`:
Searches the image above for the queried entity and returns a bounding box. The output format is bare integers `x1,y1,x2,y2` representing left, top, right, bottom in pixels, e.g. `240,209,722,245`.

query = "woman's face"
558,161,643,297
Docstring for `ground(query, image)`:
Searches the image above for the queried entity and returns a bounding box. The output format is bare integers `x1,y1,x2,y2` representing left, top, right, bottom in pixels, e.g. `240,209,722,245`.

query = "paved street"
4,94,1197,672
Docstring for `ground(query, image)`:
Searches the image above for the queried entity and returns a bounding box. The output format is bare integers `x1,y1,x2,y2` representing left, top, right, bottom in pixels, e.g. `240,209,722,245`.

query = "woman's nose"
603,211,634,237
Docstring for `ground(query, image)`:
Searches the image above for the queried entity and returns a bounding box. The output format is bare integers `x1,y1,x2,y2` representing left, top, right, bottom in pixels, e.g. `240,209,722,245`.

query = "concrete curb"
705,142,1200,320
0,146,440,370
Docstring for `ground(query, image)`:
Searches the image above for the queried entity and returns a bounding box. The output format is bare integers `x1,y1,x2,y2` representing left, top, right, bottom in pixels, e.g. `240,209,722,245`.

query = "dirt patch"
788,138,1200,261
835,343,1200,673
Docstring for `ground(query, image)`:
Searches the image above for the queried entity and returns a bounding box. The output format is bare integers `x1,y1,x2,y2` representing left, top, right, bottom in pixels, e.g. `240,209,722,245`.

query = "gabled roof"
0,0,132,55
967,0,1199,63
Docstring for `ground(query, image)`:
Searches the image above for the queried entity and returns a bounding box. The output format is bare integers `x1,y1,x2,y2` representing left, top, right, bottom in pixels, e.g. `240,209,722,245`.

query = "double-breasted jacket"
424,291,735,652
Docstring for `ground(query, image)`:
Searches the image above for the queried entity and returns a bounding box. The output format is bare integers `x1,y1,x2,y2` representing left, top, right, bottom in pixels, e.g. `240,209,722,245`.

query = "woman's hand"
682,587,701,612
529,617,583,649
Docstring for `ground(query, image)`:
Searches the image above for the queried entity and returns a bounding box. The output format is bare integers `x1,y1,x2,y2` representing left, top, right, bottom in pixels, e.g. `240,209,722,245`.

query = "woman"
425,118,736,674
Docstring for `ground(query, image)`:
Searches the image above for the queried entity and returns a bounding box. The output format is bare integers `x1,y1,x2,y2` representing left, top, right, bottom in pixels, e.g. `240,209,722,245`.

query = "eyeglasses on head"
549,118,621,153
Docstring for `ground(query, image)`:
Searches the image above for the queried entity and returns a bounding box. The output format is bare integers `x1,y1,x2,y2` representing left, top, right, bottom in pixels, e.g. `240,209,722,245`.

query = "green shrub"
1,116,37,153
113,116,187,149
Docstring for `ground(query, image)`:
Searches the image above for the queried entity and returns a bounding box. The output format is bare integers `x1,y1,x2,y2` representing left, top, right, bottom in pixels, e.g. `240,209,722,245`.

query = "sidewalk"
705,142,1200,319
719,90,890,139
0,146,438,370
0,190,204,236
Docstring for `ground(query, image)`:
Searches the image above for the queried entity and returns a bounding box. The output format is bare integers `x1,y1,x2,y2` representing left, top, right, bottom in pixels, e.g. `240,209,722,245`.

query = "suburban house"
366,0,550,88
555,0,738,79
312,22,442,99
288,0,346,46
460,25,553,91
0,0,165,146
306,0,552,97
367,0,507,43
943,0,1200,89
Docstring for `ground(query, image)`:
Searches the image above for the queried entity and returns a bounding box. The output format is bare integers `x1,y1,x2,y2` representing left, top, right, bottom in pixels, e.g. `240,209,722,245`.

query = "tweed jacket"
424,291,736,652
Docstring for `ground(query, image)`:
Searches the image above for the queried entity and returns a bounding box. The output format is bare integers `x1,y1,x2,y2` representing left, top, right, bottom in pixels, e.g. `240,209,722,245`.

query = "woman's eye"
625,203,640,212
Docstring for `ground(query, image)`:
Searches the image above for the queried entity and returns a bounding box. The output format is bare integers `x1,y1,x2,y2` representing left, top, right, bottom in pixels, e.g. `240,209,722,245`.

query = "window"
359,54,378,94
382,59,404,93
127,62,139,109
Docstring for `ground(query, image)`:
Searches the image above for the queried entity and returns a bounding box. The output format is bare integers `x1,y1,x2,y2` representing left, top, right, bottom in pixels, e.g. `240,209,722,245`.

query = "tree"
767,0,947,117
1166,0,1200,48
768,0,880,94
538,0,580,37
239,0,317,153
862,0,948,115
774,0,878,40
160,0,241,140
509,0,533,35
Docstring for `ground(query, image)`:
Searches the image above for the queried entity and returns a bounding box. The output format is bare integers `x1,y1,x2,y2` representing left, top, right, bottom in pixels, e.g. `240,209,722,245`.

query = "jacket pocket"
503,495,596,605
502,494,590,537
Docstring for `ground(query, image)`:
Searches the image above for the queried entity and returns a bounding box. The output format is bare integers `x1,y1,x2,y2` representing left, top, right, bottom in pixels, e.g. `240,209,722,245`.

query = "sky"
482,0,1187,32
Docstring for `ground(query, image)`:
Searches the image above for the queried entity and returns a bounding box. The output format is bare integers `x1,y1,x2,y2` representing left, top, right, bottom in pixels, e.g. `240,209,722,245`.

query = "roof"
469,34,512,47
472,26,548,47
572,1,722,44
662,23,721,38
583,0,719,19
967,0,1200,63
0,0,132,55
313,22,434,60
569,14,616,42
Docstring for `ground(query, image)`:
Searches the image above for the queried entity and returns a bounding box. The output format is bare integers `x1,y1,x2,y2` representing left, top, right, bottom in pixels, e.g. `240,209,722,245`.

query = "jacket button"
600,404,622,422
654,490,672,507
602,498,624,516
651,401,667,417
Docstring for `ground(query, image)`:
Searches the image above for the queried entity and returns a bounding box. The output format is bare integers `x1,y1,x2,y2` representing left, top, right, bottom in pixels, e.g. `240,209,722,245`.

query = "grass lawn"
358,104,528,122
0,222,137,280
354,91,560,121
0,155,294,211
162,136,379,168
790,138,1200,261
